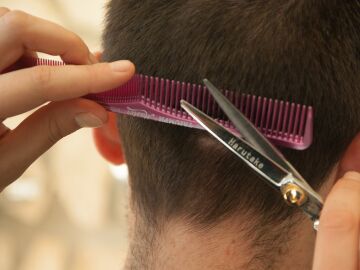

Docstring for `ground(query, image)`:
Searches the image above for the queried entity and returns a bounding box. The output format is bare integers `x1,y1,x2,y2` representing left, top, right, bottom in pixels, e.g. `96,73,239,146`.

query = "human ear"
336,133,360,179
92,112,126,165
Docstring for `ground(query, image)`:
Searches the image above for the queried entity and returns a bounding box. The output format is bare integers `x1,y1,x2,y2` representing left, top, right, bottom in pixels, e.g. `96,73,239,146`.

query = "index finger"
312,171,360,270
0,9,94,71
0,61,135,119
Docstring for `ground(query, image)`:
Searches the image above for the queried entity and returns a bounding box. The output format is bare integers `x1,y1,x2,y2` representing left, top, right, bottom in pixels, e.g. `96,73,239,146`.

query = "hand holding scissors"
181,79,359,270
312,171,360,270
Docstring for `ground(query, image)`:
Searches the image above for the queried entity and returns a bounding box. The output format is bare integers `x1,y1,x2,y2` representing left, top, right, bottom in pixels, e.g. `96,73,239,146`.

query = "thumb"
0,98,107,189
312,171,360,270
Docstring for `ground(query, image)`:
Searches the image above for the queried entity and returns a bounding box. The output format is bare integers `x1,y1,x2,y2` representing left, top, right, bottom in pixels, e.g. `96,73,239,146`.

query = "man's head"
95,0,360,268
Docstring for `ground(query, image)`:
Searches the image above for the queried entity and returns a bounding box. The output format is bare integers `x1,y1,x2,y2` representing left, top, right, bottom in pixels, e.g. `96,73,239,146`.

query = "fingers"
0,9,94,71
0,7,10,17
312,171,360,270
0,98,107,189
0,60,135,119
0,122,10,139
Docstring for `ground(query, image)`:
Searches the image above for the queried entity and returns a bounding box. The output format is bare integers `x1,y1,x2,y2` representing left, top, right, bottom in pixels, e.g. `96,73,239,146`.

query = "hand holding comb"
4,57,313,150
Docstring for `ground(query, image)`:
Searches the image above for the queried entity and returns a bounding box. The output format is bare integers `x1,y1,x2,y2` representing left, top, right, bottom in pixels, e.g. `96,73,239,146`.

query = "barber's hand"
312,171,360,270
0,8,135,191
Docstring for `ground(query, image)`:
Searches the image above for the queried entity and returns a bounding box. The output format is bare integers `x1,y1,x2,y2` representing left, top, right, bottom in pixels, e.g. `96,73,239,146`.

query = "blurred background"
1,1,130,269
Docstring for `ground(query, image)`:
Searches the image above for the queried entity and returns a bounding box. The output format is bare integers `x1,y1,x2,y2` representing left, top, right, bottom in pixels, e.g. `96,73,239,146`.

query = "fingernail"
343,171,360,181
75,113,104,128
110,60,133,72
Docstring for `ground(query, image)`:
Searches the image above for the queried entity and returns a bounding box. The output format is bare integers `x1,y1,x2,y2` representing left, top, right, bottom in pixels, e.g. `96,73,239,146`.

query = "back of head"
103,0,360,267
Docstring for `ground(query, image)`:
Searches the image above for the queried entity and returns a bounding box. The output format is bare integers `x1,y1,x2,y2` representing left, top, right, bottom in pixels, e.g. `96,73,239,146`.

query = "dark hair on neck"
103,0,360,267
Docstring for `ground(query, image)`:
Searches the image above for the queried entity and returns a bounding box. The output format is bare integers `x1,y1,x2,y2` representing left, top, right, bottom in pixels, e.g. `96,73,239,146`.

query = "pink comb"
6,57,313,150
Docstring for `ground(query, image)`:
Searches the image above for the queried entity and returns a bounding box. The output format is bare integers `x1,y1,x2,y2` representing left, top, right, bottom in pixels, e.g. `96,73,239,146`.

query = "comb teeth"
87,74,313,150
10,57,312,150
36,58,62,66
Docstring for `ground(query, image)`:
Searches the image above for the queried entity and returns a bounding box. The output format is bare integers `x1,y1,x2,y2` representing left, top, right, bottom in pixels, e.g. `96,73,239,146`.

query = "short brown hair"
103,0,360,251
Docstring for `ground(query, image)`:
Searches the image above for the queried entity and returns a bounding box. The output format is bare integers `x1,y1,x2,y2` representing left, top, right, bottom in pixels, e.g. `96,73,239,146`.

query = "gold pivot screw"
282,183,307,206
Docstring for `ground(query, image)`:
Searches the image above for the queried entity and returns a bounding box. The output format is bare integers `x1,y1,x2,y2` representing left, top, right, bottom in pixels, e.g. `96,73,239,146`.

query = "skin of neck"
124,213,315,270
124,171,336,270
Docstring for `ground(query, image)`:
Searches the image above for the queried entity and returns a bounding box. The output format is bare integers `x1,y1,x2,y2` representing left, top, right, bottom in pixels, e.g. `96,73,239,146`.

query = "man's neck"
124,214,316,270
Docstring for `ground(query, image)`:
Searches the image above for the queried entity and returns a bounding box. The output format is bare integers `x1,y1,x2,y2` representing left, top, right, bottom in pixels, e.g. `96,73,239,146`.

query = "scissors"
180,79,324,230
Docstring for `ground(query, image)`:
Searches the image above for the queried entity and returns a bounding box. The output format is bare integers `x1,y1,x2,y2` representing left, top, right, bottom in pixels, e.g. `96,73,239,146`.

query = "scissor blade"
181,100,290,188
202,80,324,213
203,79,292,170
203,78,321,193
181,100,323,223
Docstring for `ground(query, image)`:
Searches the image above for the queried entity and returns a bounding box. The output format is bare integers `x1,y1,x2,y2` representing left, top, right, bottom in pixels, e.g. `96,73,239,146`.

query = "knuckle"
68,32,83,45
2,10,28,32
68,33,89,56
92,62,108,75
47,115,65,144
31,66,53,94
83,65,100,93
